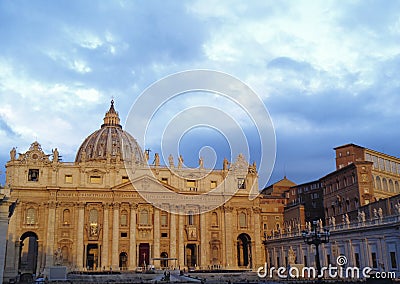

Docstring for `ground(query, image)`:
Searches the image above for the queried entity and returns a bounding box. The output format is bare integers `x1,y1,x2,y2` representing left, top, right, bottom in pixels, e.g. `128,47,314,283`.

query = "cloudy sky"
1,0,400,188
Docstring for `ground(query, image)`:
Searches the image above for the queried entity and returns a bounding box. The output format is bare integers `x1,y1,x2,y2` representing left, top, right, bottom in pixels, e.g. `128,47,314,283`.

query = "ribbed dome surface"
75,100,145,164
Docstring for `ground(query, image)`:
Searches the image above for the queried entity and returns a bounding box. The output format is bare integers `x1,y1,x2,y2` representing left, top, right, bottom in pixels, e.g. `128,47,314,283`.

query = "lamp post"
301,220,330,278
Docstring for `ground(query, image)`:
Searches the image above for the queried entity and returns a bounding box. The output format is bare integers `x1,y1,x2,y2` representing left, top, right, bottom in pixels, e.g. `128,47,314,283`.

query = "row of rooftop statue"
9,145,242,171
147,152,236,171
278,204,400,237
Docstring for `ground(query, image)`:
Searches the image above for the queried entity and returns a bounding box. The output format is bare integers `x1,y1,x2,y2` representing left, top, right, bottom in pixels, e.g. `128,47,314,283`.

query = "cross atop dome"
102,99,121,128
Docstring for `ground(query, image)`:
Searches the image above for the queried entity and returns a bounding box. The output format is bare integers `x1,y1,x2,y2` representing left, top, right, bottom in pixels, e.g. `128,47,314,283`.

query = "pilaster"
200,211,207,268
101,203,110,269
224,206,234,268
178,213,185,267
76,203,85,270
45,201,57,271
153,208,160,268
129,204,137,270
111,202,120,270
170,212,177,260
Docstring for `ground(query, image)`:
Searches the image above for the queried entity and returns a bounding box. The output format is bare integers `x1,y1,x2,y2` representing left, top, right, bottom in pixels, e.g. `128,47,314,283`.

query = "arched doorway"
160,252,168,268
237,233,252,268
119,252,128,270
19,232,39,278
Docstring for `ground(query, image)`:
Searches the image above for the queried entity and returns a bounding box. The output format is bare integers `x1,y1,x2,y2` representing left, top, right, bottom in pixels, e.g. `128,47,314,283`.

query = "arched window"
89,209,98,224
62,246,69,262
120,210,128,226
212,246,219,264
383,178,388,191
376,176,382,190
211,212,218,227
26,208,36,224
140,209,149,225
239,212,247,228
395,181,400,193
389,180,394,192
161,211,168,227
63,209,70,225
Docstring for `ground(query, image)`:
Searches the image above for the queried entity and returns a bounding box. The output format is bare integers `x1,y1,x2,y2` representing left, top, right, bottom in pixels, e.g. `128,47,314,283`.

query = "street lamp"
301,220,330,278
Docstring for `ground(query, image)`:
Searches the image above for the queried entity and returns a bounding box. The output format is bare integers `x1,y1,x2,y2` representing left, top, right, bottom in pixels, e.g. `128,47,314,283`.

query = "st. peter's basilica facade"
3,101,283,281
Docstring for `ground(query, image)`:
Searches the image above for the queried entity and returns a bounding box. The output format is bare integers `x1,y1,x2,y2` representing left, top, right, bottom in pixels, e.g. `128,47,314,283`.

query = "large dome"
75,100,145,164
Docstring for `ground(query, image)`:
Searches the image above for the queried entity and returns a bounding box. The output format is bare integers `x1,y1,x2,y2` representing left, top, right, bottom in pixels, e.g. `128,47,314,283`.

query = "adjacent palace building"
2,101,400,282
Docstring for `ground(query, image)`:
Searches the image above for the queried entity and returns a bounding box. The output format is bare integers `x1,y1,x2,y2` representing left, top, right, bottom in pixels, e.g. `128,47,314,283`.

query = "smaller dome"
75,100,145,164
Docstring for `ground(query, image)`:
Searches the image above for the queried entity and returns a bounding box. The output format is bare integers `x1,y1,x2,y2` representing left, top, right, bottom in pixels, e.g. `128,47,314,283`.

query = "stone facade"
3,101,285,282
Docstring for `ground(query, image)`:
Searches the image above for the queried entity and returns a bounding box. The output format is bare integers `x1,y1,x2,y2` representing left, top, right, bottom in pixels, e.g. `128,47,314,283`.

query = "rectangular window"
385,160,391,172
188,214,194,225
186,180,197,191
371,252,378,268
379,158,385,170
161,213,168,227
237,178,246,189
120,214,128,226
327,254,331,265
355,253,360,268
65,174,72,183
390,252,397,269
372,156,378,169
120,232,128,238
28,169,39,182
304,255,307,267
391,162,397,174
90,175,102,184
210,181,217,189
161,232,168,238
239,213,247,228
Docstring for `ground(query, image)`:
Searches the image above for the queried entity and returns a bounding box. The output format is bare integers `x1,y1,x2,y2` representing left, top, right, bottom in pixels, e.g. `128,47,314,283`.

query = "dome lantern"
102,99,121,128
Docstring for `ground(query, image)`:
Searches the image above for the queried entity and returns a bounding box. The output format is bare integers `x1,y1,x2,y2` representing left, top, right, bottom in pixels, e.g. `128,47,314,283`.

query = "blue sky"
1,0,400,188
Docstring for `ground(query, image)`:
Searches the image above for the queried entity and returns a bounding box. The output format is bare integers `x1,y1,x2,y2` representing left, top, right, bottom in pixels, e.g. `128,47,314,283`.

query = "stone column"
45,201,57,271
111,203,120,270
153,208,160,268
0,199,11,282
170,212,177,261
178,213,185,267
200,212,207,268
128,204,137,270
224,206,234,268
253,207,262,269
36,241,44,276
101,203,110,269
76,203,85,270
